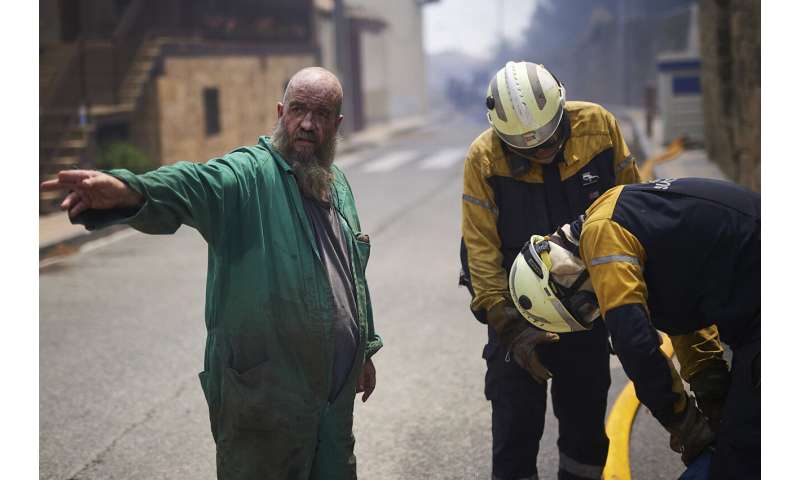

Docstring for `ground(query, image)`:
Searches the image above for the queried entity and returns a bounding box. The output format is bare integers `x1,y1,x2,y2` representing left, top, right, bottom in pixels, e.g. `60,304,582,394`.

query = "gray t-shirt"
301,194,360,402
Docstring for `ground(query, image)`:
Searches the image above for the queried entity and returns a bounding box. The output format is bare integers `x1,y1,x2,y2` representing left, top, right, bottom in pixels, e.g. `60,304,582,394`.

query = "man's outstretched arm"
40,154,251,243
40,170,144,218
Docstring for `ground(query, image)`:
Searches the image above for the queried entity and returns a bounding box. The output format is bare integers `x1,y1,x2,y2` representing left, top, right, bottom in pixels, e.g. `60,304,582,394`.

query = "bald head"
273,67,344,203
283,67,343,115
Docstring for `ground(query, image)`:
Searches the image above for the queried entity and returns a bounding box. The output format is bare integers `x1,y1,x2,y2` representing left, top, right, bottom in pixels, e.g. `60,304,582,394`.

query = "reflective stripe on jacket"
462,101,640,314
580,178,759,423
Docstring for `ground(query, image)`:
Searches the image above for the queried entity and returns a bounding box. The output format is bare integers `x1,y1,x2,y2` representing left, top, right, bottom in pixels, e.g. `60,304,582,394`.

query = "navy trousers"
709,338,760,479
484,321,611,480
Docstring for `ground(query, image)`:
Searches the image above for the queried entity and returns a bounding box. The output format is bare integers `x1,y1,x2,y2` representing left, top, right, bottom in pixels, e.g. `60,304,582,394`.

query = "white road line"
361,150,417,173
419,147,466,170
335,152,368,170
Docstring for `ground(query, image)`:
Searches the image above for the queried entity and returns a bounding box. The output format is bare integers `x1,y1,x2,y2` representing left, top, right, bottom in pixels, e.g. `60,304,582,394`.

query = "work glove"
486,302,560,382
666,395,715,466
510,326,560,383
486,302,529,348
690,366,731,433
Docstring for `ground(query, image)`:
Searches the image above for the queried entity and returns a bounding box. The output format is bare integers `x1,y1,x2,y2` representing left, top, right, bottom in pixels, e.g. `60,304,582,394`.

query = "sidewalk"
337,110,448,155
39,112,440,256
39,211,91,250
619,106,729,181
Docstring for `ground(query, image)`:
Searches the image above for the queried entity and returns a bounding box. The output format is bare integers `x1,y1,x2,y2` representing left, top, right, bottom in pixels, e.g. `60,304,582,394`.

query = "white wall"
360,27,390,124
348,0,429,119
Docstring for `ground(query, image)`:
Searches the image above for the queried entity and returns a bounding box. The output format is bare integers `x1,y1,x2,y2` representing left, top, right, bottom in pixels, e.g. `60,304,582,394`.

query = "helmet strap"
502,144,534,178
555,225,581,258
500,114,572,175
560,268,590,299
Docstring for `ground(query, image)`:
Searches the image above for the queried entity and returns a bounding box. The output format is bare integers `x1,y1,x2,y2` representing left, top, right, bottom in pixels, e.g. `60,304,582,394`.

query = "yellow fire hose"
638,137,685,181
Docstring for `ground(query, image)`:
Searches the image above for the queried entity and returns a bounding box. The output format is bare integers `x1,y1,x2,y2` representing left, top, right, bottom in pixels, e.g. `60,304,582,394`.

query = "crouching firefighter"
459,60,640,479
508,177,760,479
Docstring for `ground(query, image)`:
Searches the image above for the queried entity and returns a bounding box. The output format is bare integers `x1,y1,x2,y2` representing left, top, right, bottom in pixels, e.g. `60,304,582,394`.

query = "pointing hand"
40,170,143,218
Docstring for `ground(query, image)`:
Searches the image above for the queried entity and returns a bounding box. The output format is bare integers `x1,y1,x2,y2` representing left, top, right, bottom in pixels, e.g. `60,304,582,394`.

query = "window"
203,87,221,136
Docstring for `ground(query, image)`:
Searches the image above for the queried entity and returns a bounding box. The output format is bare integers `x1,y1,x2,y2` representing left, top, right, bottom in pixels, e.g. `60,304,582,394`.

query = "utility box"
657,53,704,146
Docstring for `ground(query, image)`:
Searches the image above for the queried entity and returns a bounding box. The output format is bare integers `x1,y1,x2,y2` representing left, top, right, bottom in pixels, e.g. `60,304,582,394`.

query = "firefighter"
460,61,640,479
508,177,759,479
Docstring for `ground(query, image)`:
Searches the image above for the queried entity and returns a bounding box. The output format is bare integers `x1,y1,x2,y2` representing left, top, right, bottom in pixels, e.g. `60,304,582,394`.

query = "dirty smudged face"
272,82,342,203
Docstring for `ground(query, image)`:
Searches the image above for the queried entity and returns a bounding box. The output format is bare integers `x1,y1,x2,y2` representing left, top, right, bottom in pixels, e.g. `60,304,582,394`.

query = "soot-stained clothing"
72,136,382,480
301,194,360,402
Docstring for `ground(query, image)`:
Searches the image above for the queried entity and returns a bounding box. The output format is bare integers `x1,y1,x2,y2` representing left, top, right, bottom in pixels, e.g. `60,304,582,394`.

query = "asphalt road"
40,110,684,479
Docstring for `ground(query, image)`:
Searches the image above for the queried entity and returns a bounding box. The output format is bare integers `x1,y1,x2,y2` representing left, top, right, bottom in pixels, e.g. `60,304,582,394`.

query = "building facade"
40,0,318,212
40,0,436,212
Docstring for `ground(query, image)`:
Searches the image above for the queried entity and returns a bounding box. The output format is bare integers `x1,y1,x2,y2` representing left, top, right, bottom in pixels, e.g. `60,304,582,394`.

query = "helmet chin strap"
530,153,557,165
552,224,581,257
561,269,590,298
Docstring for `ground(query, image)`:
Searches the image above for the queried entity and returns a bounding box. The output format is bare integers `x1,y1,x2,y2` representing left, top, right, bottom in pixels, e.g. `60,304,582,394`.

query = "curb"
337,110,449,156
39,224,129,261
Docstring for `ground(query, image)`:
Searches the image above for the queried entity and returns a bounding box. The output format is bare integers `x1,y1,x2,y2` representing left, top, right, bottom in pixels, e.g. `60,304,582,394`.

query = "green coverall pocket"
354,235,370,270
221,361,305,433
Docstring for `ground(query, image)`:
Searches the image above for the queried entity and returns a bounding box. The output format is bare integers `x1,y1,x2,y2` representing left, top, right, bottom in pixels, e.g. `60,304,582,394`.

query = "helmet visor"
506,117,567,160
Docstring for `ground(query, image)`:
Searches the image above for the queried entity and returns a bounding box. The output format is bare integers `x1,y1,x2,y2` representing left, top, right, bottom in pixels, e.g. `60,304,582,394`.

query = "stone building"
40,0,437,212
40,0,318,212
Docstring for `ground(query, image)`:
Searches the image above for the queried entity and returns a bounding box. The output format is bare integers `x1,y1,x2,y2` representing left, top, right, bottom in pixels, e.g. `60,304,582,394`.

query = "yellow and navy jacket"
580,178,760,425
461,101,640,317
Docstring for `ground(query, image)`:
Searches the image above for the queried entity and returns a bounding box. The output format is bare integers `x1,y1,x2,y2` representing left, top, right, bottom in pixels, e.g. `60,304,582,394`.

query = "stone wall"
699,0,760,191
154,53,314,165
130,79,162,168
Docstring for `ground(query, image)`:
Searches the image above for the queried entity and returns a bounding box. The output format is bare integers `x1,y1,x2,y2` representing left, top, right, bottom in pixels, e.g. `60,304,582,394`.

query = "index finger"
40,170,95,191
40,178,69,191
57,170,97,184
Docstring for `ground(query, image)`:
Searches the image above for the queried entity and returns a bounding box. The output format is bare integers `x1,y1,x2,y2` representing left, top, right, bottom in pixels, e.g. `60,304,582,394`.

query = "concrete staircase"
39,36,164,213
39,109,96,213
116,38,165,111
39,45,78,107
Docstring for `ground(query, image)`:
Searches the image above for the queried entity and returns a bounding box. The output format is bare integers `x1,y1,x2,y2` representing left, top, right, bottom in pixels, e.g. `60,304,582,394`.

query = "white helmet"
486,61,566,150
508,230,600,333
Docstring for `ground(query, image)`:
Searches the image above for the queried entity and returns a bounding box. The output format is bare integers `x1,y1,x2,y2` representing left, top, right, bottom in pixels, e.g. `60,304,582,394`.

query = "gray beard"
271,119,338,203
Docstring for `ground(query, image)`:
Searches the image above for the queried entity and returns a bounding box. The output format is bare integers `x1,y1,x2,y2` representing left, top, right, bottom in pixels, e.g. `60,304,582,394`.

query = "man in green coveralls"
41,67,383,480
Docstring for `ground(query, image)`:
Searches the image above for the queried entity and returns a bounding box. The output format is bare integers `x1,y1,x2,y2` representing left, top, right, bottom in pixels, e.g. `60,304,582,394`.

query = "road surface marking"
419,147,466,170
361,150,417,172
335,152,369,169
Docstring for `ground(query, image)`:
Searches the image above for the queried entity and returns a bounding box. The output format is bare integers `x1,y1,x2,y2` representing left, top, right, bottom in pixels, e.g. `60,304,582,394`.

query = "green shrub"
96,142,154,174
